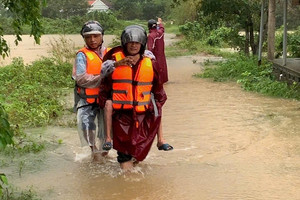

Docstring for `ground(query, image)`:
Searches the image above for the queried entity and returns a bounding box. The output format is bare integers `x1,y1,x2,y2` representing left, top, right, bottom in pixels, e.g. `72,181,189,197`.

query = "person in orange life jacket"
72,21,114,160
99,25,167,171
100,46,157,159
147,18,173,151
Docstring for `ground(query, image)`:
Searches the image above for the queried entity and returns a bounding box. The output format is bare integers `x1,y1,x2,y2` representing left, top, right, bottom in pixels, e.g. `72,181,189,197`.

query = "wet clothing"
73,46,108,108
99,48,167,161
111,51,154,112
73,46,107,147
117,151,133,163
147,23,168,84
76,47,103,104
76,103,105,147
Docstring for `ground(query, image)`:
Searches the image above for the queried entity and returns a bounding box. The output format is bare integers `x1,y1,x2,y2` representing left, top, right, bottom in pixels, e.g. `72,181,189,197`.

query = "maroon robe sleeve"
149,59,167,113
99,76,112,109
147,24,165,50
147,32,155,52
157,23,165,35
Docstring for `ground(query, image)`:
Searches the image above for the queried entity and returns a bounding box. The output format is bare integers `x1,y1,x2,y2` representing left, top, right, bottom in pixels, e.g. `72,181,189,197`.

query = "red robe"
147,24,169,84
99,51,167,161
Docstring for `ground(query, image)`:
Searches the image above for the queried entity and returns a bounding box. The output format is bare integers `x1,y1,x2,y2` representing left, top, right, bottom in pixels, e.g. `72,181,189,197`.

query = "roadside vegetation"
167,26,300,100
196,56,300,100
165,5,300,101
0,37,75,199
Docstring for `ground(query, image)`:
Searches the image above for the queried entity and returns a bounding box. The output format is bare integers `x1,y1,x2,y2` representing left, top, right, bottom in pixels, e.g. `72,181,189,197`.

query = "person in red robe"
147,18,173,151
147,18,168,83
99,25,167,170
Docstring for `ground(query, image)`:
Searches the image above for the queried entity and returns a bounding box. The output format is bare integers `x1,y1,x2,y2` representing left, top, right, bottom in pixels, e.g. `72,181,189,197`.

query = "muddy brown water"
1,35,300,200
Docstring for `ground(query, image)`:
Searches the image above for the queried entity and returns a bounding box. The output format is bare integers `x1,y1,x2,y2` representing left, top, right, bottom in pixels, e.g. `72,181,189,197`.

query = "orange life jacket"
111,51,154,112
76,47,109,104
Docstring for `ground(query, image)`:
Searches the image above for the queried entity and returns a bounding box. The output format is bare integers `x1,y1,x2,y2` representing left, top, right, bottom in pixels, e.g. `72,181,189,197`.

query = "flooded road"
0,34,115,66
2,35,300,200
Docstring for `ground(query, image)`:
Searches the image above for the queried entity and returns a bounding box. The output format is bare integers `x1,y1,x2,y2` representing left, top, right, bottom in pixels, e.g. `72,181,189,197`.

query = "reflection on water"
4,52,300,200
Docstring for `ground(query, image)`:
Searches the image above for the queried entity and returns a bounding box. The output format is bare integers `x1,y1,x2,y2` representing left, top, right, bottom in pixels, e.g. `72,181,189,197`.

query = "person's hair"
148,19,157,30
121,25,147,55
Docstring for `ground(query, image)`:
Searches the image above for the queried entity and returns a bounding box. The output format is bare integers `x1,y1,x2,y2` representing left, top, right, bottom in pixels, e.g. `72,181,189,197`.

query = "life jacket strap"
133,100,151,106
112,79,132,83
112,100,134,105
112,90,128,95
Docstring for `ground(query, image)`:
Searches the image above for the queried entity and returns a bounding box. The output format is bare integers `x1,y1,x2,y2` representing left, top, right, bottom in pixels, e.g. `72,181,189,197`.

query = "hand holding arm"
144,50,156,60
114,56,135,67
101,60,115,78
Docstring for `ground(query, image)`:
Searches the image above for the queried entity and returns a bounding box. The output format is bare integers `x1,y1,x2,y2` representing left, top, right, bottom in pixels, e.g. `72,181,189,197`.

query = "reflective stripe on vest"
77,47,103,104
111,51,154,112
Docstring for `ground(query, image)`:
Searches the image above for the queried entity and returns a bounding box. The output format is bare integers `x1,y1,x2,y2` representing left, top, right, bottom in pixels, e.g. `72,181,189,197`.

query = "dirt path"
2,34,300,200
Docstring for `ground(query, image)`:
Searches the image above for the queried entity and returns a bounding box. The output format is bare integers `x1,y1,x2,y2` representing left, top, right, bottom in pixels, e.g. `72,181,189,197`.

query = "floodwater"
0,34,116,66
2,35,300,200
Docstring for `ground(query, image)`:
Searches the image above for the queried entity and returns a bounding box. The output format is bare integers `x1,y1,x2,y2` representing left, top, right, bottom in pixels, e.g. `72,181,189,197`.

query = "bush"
0,58,74,128
275,26,300,58
206,26,237,47
179,21,204,41
198,54,300,100
289,26,300,57
48,35,76,64
0,104,14,149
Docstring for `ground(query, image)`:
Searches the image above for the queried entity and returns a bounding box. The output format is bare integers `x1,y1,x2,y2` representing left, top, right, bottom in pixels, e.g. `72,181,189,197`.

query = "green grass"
168,32,300,101
0,57,74,128
165,39,237,58
165,23,180,35
195,55,300,100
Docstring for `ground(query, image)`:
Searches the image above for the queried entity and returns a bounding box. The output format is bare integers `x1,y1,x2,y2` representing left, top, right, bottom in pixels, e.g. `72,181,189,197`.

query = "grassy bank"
0,37,76,199
166,35,300,101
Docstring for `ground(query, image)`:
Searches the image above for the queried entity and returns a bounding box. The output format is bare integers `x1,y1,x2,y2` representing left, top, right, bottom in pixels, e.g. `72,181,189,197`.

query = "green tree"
169,0,200,24
173,0,262,55
110,0,171,20
111,0,142,20
42,0,89,19
200,0,261,55
0,0,44,57
0,103,13,149
268,0,276,60
276,1,300,29
141,0,168,20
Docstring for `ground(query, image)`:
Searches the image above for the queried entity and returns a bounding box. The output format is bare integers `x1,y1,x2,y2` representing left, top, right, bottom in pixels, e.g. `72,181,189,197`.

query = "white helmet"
80,21,104,37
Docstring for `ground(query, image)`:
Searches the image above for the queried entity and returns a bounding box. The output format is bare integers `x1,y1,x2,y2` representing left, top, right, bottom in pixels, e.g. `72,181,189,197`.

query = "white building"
88,0,110,12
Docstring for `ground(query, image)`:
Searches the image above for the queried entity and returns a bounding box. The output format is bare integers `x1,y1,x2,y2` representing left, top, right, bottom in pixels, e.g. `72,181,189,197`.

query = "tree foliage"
168,0,200,24
276,1,300,29
0,0,44,58
0,103,13,149
42,0,89,19
173,0,262,55
200,0,261,55
111,0,169,20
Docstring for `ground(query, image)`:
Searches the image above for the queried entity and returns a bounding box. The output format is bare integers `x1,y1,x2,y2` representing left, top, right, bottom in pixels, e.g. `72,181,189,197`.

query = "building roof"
87,0,110,12
88,0,112,8
88,1,95,6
